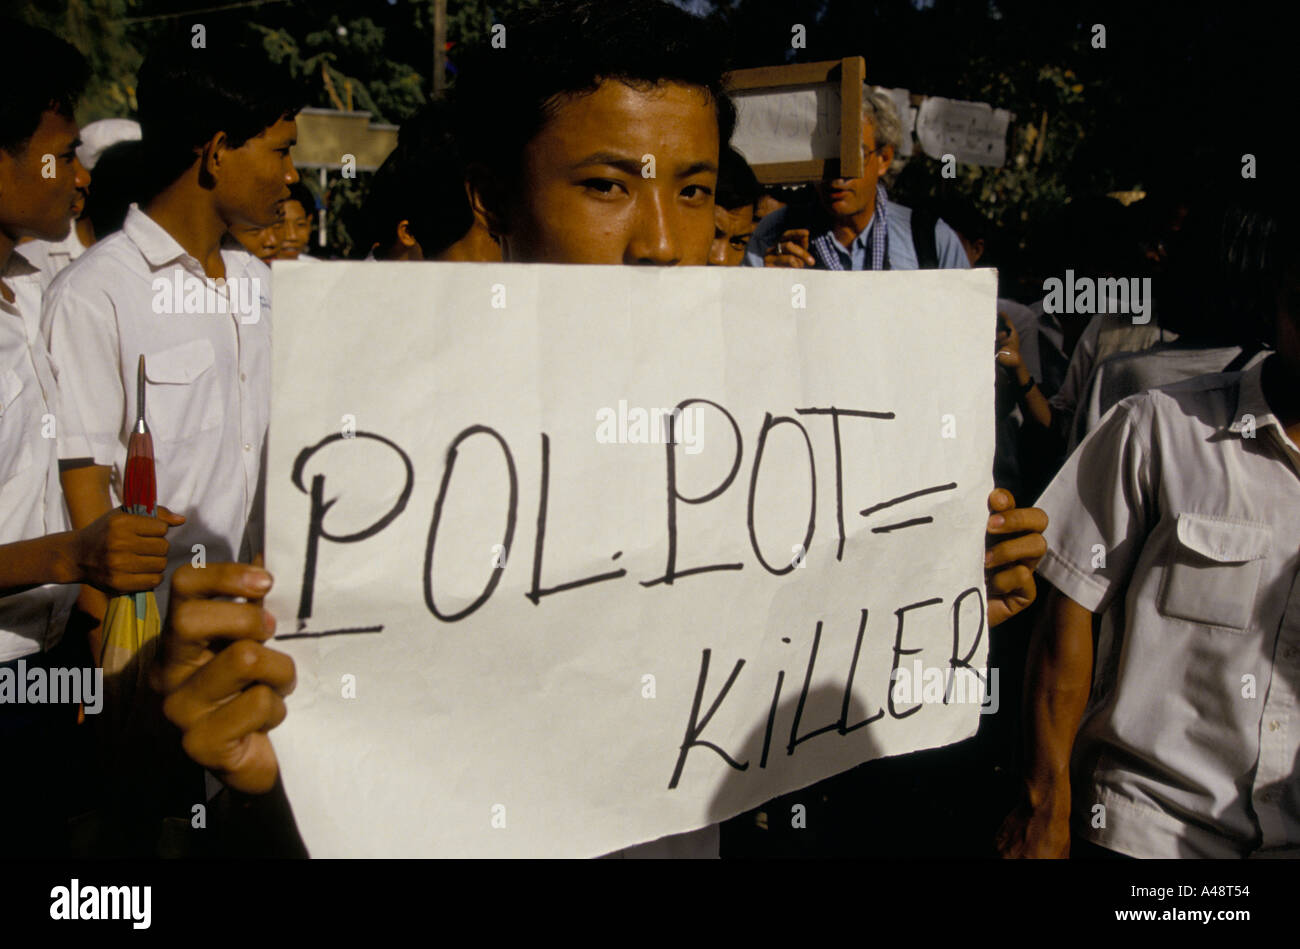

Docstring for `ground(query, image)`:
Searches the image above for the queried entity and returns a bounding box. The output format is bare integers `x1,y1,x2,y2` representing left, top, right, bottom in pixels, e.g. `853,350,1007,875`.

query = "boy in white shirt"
43,28,302,656
1001,192,1300,858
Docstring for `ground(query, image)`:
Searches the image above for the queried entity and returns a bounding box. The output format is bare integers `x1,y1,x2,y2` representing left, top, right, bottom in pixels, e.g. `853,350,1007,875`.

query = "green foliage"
5,0,145,122
894,57,1110,256
251,16,426,125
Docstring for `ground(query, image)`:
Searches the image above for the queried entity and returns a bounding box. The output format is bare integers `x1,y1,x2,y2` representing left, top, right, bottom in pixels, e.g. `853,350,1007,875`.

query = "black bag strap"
911,209,939,270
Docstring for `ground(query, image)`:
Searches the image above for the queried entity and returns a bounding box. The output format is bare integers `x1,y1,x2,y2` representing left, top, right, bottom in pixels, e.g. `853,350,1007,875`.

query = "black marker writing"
292,431,414,622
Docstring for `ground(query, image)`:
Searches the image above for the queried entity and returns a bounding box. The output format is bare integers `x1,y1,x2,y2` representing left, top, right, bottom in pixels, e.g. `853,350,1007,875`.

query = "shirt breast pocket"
144,339,223,440
1158,512,1271,632
0,367,36,486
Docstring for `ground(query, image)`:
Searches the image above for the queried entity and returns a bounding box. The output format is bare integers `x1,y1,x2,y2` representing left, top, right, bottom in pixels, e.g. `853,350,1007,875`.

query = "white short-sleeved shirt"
1035,361,1300,857
42,205,272,616
0,254,77,660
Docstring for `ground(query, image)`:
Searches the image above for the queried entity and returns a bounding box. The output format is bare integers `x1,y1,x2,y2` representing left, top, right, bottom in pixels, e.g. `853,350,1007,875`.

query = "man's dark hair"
83,139,145,239
285,180,316,215
454,0,735,190
717,147,760,212
0,19,89,155
355,102,474,259
933,196,988,246
136,23,305,187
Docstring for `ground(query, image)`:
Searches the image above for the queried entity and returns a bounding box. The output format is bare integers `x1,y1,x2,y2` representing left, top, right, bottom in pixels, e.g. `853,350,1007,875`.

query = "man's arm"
996,316,1054,430
995,583,1094,858
0,507,182,599
44,275,130,656
60,463,116,657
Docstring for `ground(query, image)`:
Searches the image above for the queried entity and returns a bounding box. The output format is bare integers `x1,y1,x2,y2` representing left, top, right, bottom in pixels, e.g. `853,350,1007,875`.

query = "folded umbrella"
100,355,161,693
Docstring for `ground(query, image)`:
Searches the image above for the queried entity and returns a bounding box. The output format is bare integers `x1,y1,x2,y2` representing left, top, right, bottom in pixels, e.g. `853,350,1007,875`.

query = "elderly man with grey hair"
743,86,968,271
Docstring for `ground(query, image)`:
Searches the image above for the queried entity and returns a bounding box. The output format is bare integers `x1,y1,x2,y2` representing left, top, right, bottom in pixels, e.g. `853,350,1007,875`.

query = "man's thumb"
156,505,187,526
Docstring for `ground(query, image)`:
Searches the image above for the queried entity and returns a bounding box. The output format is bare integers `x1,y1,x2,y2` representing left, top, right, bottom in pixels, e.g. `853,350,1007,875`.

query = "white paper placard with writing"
266,263,997,857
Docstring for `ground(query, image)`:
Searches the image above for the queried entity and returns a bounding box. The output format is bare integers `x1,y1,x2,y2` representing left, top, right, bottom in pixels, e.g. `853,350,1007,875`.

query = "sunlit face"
708,202,754,266
0,109,91,242
215,116,299,231
275,198,311,259
815,118,892,221
231,220,281,262
494,80,720,265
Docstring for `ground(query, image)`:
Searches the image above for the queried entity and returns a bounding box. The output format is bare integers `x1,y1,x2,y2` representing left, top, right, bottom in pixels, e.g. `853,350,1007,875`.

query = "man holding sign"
155,0,1045,857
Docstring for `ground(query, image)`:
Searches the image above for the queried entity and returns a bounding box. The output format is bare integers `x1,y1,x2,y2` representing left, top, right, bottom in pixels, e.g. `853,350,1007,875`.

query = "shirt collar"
825,212,878,257
1233,357,1300,471
1228,359,1277,435
1,250,40,282
122,204,261,279
122,203,197,269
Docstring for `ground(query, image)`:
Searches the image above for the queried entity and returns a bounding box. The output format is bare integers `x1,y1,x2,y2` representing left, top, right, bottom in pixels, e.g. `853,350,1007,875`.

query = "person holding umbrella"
0,19,184,856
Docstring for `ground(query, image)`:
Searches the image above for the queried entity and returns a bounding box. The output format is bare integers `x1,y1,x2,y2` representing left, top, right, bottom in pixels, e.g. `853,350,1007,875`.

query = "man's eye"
581,179,623,196
681,184,713,201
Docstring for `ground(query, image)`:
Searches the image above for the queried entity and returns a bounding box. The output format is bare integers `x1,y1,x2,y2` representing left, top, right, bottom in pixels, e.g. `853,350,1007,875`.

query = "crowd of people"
0,0,1295,860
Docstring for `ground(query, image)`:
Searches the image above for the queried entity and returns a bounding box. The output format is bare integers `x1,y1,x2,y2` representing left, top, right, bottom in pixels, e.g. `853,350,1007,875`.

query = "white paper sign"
266,263,997,857
731,86,842,165
915,96,1011,166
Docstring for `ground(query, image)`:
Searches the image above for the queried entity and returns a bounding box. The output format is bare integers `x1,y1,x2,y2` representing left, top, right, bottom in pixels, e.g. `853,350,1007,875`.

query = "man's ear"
199,131,229,187
464,163,508,241
877,144,895,177
393,221,424,260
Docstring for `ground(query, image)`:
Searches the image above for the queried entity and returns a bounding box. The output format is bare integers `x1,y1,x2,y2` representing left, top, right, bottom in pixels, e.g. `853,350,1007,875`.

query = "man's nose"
707,237,728,266
73,157,91,191
626,192,681,266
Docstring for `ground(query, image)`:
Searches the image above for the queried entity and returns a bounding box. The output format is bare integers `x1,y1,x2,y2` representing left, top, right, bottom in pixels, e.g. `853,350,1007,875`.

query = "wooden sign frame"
724,57,865,184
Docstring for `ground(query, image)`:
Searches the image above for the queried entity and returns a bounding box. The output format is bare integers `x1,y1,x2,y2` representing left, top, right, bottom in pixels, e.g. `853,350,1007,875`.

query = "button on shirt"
42,205,272,616
742,201,969,271
1035,362,1300,857
0,254,77,661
